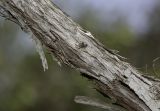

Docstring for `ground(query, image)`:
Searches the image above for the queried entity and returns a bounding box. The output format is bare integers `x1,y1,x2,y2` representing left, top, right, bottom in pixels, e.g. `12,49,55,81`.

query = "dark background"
0,0,160,111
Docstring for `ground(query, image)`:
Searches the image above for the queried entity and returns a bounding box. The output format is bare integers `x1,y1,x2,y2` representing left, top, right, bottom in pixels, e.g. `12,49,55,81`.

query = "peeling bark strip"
74,96,126,111
0,0,160,111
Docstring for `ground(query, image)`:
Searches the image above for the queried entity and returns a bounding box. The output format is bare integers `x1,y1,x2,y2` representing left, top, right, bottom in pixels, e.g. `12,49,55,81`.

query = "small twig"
145,64,148,74
152,57,160,76
74,96,126,111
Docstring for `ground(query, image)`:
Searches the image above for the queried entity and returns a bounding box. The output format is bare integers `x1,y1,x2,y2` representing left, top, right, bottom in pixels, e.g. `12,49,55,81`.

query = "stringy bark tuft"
31,34,48,71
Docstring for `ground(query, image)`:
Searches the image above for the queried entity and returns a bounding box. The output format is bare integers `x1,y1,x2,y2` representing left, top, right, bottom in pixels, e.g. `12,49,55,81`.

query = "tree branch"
0,0,160,111
74,96,126,111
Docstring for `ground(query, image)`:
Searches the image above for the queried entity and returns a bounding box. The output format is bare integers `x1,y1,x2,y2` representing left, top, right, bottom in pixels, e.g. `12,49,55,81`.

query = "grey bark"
0,0,160,111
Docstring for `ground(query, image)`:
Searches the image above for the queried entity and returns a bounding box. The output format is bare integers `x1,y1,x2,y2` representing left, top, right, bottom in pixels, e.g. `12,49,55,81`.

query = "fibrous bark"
0,0,160,111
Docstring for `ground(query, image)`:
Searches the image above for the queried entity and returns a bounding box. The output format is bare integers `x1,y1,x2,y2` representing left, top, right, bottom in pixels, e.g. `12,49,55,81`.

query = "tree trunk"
0,0,160,111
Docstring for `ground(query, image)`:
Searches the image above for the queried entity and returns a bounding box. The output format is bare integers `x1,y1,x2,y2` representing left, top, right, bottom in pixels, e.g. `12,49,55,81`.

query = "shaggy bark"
0,0,160,111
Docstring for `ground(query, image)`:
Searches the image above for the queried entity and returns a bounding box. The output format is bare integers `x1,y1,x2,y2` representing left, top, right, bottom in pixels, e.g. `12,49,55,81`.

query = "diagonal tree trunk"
0,0,160,111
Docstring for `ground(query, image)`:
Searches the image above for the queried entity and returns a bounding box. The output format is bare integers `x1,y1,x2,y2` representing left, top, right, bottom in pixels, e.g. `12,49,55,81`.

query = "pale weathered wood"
0,0,160,111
